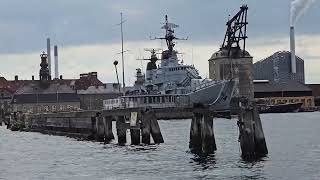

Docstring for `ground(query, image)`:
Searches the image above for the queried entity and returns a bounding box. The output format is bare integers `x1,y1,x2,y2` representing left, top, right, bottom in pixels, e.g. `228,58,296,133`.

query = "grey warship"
104,15,235,111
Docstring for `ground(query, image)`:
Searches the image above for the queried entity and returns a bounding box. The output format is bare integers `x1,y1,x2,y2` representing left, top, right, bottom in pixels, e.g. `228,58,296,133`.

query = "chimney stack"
290,26,296,74
47,38,52,76
54,45,59,79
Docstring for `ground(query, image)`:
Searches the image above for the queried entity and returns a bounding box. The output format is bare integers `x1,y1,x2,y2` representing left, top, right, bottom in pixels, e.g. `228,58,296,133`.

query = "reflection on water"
0,112,320,179
190,153,216,171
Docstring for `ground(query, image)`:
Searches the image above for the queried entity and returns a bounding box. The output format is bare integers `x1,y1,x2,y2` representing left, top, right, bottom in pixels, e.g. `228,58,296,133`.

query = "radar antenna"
222,5,248,57
136,48,161,61
151,15,188,52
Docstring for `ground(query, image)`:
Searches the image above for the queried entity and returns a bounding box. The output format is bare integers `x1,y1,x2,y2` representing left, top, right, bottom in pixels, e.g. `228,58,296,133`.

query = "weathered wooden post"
189,107,216,154
141,110,151,145
96,113,105,142
201,114,216,154
148,109,164,144
130,112,140,145
189,113,203,153
90,116,96,140
103,116,114,143
116,116,127,145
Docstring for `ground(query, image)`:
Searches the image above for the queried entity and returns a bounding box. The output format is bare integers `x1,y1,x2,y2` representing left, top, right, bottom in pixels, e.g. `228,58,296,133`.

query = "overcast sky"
0,0,319,84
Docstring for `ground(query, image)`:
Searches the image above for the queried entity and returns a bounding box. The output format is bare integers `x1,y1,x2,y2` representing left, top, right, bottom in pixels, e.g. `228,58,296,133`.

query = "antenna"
151,15,187,52
117,12,126,96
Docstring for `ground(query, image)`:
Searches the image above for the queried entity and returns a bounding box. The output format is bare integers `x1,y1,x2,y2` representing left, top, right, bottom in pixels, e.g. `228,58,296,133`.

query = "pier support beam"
116,116,127,145
130,111,140,145
103,116,114,143
189,111,216,154
96,113,105,142
130,129,141,145
141,112,151,145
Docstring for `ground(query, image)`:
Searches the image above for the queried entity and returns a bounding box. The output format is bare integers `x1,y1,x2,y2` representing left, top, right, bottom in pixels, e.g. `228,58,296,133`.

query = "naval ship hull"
104,80,235,111
188,80,235,111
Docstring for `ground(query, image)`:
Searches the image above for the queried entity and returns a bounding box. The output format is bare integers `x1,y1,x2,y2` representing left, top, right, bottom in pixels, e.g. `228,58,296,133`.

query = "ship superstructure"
104,15,235,111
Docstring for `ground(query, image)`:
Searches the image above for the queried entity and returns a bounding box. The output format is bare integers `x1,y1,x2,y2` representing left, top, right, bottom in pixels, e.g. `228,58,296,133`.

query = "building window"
44,106,49,112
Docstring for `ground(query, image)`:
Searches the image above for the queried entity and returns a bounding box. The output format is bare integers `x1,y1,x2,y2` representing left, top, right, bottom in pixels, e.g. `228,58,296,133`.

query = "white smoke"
290,0,315,26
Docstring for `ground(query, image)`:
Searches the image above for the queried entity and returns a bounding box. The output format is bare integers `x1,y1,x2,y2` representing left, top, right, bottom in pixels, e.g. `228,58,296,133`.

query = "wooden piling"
190,112,216,154
238,106,255,158
116,116,127,145
149,110,164,144
129,112,141,145
201,114,216,154
96,114,105,142
141,112,151,145
103,116,115,143
130,129,141,145
189,113,202,153
237,100,268,158
252,106,268,155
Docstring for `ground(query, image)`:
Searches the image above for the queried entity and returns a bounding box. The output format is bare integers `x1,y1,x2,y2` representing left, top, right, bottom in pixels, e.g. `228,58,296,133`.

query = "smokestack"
290,26,296,74
46,38,52,77
54,45,59,79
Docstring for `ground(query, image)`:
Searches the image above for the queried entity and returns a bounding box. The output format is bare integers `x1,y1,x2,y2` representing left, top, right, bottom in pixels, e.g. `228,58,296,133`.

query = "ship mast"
120,12,125,95
152,15,187,53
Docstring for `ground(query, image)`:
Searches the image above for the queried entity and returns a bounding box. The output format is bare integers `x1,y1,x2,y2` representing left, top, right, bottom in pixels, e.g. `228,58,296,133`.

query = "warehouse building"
254,80,314,108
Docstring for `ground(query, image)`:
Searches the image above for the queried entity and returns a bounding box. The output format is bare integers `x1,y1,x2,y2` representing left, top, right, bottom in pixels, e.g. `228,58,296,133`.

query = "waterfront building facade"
254,80,314,108
253,51,305,83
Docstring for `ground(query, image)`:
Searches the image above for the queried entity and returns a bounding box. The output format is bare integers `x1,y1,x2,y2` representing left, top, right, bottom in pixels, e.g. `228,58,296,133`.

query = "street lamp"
113,60,121,94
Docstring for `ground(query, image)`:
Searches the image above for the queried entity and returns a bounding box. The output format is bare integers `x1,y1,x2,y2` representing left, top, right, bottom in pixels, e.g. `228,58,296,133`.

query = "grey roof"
13,93,80,104
254,80,312,93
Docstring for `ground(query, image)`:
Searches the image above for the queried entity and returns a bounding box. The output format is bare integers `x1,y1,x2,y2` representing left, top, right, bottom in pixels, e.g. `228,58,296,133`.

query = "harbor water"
0,112,320,180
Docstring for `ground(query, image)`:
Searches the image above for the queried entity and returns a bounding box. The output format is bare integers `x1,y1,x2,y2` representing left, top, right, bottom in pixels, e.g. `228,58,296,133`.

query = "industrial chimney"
54,45,59,79
46,38,52,77
290,26,296,74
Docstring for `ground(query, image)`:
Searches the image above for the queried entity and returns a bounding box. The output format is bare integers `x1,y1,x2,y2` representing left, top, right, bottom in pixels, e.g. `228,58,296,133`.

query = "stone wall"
24,111,98,134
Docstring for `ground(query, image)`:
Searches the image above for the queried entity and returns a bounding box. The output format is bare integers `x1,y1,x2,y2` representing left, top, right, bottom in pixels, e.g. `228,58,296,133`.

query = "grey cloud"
0,0,319,54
